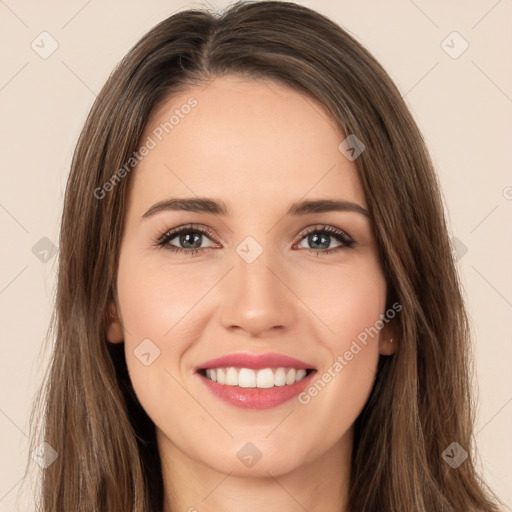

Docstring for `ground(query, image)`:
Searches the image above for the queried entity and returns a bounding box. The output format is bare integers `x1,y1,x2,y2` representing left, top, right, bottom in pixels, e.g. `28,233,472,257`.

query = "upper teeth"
205,367,308,388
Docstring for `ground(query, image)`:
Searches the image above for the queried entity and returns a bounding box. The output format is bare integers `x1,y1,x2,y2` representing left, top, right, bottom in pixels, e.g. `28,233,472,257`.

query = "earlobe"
379,336,397,355
106,300,124,343
379,324,398,356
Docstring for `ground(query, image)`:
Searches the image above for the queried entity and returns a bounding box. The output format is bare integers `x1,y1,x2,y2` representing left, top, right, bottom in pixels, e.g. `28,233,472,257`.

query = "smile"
199,367,314,388
195,352,317,409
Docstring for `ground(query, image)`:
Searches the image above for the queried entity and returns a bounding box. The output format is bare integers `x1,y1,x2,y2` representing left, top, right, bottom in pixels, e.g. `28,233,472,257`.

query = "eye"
156,224,219,256
155,223,355,257
294,225,355,255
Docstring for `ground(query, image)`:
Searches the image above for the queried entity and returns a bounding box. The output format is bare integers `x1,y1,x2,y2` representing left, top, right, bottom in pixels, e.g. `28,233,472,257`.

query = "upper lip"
195,352,316,371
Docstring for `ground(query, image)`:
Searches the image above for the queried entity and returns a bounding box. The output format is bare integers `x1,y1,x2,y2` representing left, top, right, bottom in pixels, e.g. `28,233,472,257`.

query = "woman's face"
107,74,395,478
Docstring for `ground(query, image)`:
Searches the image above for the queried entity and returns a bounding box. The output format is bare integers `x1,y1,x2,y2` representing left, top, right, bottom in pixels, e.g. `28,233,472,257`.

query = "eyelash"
155,223,355,257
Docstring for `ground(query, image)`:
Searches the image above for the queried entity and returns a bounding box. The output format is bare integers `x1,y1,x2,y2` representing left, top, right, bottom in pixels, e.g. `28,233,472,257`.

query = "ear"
106,299,124,343
379,321,398,356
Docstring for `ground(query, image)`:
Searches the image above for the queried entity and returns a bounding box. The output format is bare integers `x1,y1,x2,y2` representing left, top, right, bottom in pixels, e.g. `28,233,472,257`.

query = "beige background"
1,0,511,509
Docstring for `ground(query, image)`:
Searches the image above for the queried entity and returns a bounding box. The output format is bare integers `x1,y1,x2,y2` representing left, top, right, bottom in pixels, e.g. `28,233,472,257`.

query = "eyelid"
294,224,353,244
156,223,220,246
156,222,355,254
292,224,355,253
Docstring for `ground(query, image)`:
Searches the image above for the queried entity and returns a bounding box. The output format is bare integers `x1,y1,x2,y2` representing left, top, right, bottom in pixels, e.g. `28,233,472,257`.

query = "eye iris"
180,232,202,249
309,232,330,249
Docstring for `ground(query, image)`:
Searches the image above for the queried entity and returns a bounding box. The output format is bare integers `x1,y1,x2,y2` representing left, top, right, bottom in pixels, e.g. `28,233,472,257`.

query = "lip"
197,369,317,409
194,352,317,410
194,352,316,371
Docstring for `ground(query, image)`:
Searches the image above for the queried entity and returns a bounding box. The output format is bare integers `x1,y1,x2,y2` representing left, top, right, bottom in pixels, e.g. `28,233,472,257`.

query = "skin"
106,74,397,512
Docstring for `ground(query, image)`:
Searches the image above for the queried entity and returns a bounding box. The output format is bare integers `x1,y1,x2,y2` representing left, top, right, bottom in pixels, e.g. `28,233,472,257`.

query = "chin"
198,439,308,478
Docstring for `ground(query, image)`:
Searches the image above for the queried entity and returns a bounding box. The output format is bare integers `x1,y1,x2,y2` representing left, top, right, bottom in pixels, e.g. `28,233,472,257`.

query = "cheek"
115,250,203,428
116,248,219,344
115,247,225,413
292,258,386,426
297,256,387,348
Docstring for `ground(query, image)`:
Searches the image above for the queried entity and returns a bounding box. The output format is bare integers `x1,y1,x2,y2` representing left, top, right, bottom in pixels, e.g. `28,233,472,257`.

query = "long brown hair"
25,1,504,510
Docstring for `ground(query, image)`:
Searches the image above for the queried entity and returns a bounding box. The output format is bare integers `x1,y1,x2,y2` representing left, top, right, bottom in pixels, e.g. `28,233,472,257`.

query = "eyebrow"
141,197,370,219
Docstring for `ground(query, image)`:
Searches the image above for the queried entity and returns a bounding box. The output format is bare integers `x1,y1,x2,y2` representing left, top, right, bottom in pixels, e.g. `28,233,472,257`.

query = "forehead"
129,74,366,214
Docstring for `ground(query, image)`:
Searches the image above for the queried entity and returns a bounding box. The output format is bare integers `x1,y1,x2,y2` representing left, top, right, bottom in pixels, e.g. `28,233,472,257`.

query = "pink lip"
194,352,317,410
197,370,317,409
195,352,315,371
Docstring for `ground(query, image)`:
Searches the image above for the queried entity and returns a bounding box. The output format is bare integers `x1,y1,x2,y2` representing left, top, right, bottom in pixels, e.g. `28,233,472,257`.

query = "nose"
219,247,296,338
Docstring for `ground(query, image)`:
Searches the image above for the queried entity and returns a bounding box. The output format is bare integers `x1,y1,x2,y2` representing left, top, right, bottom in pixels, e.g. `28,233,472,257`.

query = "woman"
27,1,504,510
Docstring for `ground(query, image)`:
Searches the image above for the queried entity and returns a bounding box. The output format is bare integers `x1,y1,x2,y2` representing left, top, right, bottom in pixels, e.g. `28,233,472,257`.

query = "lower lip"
197,371,317,409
